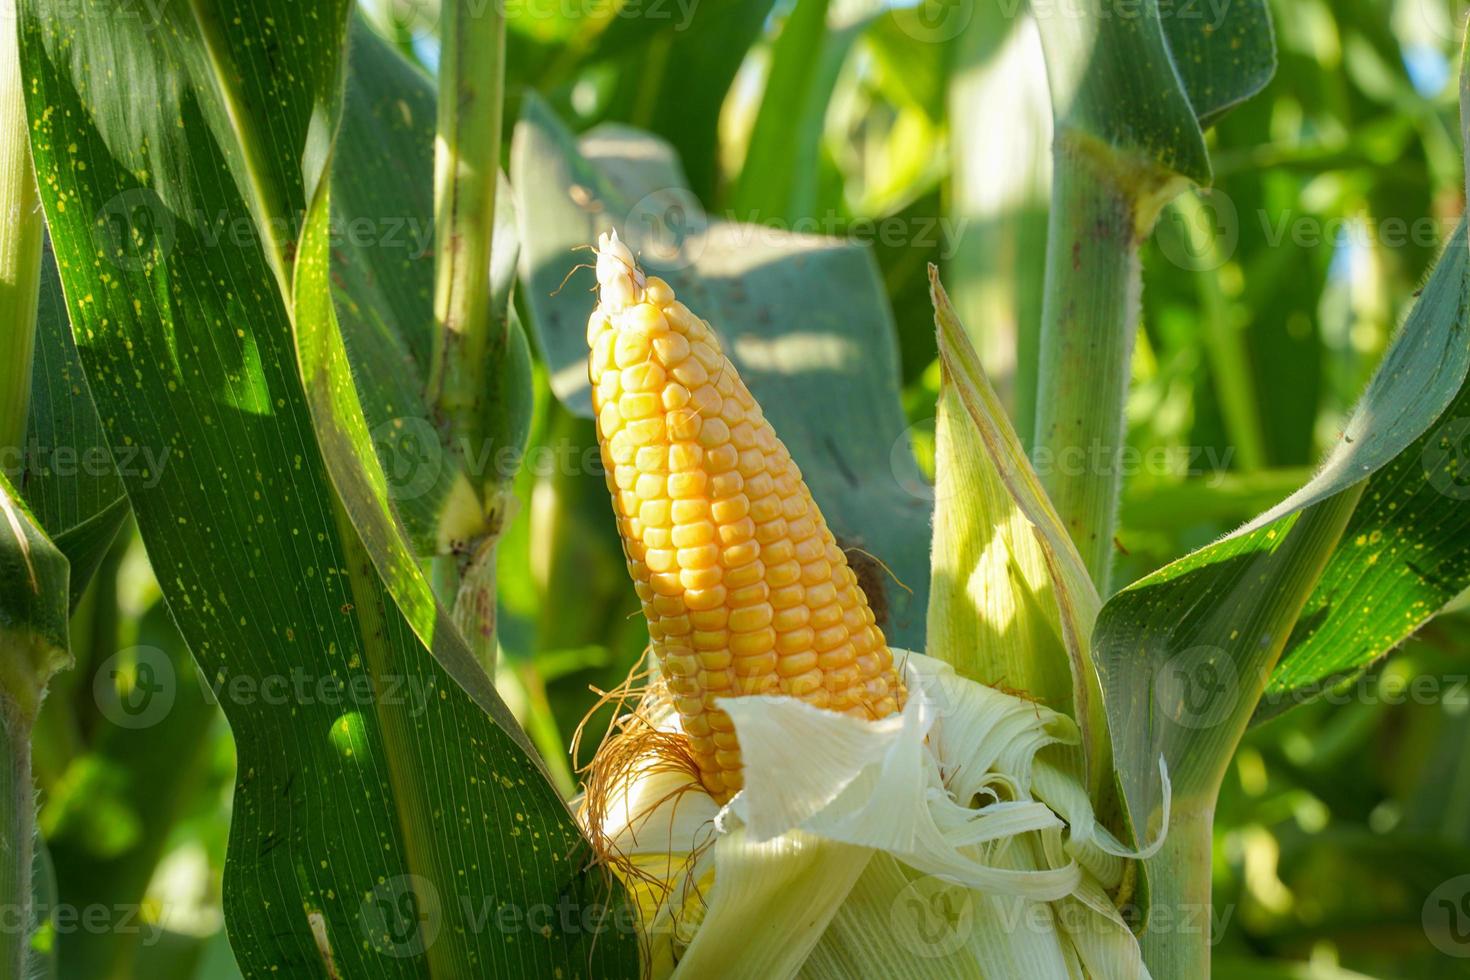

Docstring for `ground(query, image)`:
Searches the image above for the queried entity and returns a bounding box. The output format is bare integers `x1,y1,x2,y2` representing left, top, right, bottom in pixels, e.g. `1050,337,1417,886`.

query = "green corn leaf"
511,94,932,648
19,250,130,609
18,2,636,976
726,0,833,222
1094,217,1470,955
331,21,532,556
927,267,1107,795
1158,0,1277,129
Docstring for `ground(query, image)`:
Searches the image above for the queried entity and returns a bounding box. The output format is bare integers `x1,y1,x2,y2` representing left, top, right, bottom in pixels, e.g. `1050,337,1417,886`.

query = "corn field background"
5,0,1470,977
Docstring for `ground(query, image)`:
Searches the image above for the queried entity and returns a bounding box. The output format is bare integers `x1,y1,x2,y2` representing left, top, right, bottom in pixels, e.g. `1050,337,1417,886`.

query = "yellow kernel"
794,535,825,562
643,276,675,305
586,310,611,345
772,605,811,631
814,625,846,652
697,418,731,448
663,383,692,411
622,362,666,393
678,544,720,569
668,410,701,441
699,649,733,670
634,445,664,472
598,403,623,437
706,444,739,473
754,519,788,544
690,608,728,629
730,629,776,657
718,517,755,545
807,582,838,607
729,605,773,633
640,499,672,527
770,584,804,609
750,494,782,522
787,669,825,697
624,417,665,445
681,565,722,590
646,549,677,573
624,302,668,336
766,560,801,588
634,472,664,499
811,603,842,629
711,496,750,523
691,385,722,415
668,471,709,499
736,449,764,476
685,586,727,611
777,651,819,677
614,331,651,368
643,527,672,549
800,560,832,586
710,472,743,499
671,499,710,524
693,630,727,651
650,572,682,596
725,559,765,589
608,430,636,465
670,444,704,471
721,540,759,568
619,392,661,420
672,359,708,387
775,627,815,655
653,331,691,365
672,521,716,547
729,581,770,607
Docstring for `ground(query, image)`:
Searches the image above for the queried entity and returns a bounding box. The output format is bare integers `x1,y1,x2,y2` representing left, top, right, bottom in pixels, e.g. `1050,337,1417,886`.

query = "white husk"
589,652,1155,980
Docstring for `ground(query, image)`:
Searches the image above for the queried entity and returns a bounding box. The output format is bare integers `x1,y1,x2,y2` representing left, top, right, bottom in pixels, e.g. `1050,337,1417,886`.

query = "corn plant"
2,0,1470,978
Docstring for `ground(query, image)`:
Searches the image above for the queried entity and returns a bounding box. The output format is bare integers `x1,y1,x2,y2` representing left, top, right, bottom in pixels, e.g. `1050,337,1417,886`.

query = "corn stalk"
429,0,511,673
0,0,50,972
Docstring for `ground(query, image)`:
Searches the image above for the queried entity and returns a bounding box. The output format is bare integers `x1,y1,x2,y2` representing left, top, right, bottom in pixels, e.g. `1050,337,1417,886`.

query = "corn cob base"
586,231,904,802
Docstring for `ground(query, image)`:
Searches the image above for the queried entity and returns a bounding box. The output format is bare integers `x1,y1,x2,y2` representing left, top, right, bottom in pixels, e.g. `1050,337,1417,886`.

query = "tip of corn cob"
584,233,904,803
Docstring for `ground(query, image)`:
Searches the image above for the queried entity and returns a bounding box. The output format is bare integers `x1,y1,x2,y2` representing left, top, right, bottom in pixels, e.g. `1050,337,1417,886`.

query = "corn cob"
587,231,904,801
